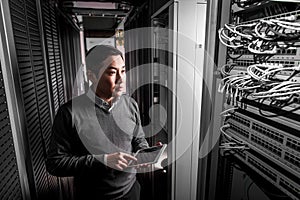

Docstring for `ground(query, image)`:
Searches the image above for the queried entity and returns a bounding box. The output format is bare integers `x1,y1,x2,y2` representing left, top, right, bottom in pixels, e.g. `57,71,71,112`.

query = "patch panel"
231,111,300,155
284,152,300,170
233,9,300,26
247,155,277,181
223,61,300,81
231,60,299,68
252,122,284,144
279,178,300,199
228,48,300,61
250,134,282,156
232,149,300,200
230,48,298,56
286,138,300,153
229,64,300,78
243,103,300,135
225,111,300,175
231,60,255,67
230,113,251,127
227,121,250,139
277,48,298,56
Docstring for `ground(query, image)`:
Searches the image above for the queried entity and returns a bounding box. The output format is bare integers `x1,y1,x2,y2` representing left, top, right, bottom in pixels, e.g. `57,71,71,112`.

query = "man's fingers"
116,160,128,170
115,164,123,170
107,152,138,170
122,153,137,161
118,156,128,165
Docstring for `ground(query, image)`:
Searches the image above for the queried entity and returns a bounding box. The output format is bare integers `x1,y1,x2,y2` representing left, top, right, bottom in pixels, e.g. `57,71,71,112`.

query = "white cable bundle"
218,27,244,49
247,39,277,54
221,73,251,93
254,19,277,41
251,81,300,101
232,23,256,40
247,63,300,81
220,63,237,76
219,124,249,150
270,18,300,31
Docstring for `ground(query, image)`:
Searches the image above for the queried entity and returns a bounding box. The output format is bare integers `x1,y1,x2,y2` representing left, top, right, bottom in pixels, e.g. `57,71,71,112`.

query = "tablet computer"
128,144,167,167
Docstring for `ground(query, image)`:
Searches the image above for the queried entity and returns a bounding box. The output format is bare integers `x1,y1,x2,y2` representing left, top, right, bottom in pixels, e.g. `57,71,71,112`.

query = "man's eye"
109,71,116,75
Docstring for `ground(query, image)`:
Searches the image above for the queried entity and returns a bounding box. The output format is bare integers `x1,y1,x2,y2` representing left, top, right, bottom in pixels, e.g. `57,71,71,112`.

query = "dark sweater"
46,90,149,200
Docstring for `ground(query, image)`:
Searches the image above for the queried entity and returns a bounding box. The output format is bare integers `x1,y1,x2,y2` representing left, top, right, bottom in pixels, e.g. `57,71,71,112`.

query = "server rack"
0,0,82,199
215,1,300,200
125,1,208,199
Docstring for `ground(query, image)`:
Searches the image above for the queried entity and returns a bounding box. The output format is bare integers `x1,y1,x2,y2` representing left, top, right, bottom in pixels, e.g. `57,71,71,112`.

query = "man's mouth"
115,86,125,91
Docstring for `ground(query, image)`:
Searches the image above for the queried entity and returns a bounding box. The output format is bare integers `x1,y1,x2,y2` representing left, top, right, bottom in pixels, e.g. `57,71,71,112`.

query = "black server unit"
216,1,300,200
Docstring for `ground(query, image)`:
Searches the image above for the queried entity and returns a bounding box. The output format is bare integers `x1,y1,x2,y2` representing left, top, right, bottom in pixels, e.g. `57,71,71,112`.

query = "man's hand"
106,152,137,170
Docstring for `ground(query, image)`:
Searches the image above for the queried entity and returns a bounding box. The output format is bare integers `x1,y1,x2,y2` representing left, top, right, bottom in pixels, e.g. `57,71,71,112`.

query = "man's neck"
92,85,113,105
98,95,113,105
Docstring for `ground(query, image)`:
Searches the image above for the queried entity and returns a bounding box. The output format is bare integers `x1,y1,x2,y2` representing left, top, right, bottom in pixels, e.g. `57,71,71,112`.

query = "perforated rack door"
40,0,64,196
9,0,58,199
0,64,23,200
41,0,65,115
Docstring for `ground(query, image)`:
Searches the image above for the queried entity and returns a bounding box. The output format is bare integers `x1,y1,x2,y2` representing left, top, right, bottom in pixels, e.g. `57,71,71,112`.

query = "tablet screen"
128,144,166,167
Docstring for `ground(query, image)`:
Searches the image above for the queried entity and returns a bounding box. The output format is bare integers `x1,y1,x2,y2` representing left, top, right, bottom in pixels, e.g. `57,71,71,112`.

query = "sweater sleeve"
46,105,106,177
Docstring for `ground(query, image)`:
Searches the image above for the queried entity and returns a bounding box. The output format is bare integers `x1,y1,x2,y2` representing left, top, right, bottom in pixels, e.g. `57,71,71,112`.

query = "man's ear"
87,69,97,84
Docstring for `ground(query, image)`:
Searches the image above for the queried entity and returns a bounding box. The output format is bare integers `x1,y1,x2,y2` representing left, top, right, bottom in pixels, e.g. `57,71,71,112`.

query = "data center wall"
217,1,300,200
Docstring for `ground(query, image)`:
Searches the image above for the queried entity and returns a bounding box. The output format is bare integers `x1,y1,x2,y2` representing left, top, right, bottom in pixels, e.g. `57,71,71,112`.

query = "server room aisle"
0,0,175,199
1,0,300,200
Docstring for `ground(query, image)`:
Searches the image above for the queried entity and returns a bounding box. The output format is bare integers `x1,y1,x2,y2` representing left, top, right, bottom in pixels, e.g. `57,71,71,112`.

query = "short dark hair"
85,45,123,74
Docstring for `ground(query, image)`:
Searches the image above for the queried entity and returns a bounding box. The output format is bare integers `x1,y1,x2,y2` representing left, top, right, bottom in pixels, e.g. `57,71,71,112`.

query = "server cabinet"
0,0,81,199
206,1,300,200
126,1,208,200
5,0,57,198
0,34,24,199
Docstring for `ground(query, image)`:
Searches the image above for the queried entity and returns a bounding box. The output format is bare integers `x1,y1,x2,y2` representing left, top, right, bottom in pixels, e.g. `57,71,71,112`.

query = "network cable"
251,81,300,101
233,23,256,40
218,28,245,49
219,16,300,53
220,63,238,77
247,39,277,54
232,0,262,8
253,17,300,44
219,107,239,116
247,63,300,81
254,20,278,41
270,18,300,31
219,124,249,151
220,62,300,104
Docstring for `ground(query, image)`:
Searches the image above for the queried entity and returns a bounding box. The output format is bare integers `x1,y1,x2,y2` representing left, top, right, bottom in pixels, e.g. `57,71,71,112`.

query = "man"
46,45,149,200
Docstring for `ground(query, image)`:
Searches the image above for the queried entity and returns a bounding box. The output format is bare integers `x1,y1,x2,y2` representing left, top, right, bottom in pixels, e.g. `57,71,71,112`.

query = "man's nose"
116,71,125,83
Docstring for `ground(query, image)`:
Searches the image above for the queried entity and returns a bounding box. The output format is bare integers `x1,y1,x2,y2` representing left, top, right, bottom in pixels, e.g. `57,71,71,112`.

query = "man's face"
96,55,126,99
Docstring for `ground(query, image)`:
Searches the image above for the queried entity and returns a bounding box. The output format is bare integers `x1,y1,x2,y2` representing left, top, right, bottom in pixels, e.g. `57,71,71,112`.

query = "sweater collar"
86,88,118,112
